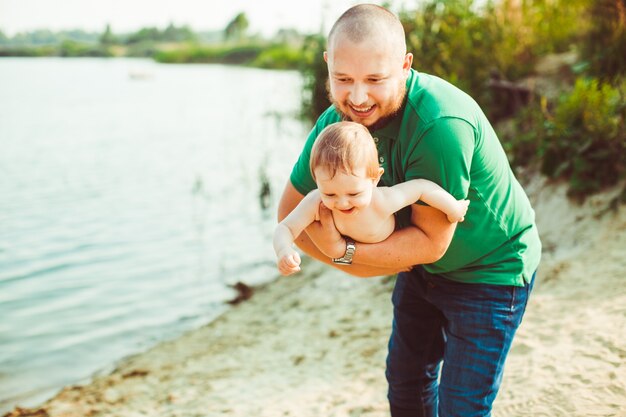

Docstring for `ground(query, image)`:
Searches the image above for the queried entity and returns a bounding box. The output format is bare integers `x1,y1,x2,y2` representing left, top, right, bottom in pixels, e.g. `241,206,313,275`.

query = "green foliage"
162,23,196,43
0,45,57,56
252,45,301,69
125,40,159,57
500,102,547,167
100,24,116,46
154,43,302,69
580,0,626,81
399,0,585,116
299,34,331,124
59,40,112,57
503,78,626,197
224,12,249,42
154,44,259,64
0,29,101,46
125,24,195,45
401,1,494,101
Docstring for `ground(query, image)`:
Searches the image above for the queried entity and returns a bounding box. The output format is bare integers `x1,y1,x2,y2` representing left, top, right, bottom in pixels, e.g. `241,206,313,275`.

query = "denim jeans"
386,266,535,417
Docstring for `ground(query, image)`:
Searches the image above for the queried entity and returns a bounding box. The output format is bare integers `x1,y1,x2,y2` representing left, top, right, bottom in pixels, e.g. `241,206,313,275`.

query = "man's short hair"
327,4,406,54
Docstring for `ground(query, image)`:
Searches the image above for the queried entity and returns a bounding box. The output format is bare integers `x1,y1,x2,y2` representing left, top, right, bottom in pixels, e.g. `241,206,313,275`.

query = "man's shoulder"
405,70,479,127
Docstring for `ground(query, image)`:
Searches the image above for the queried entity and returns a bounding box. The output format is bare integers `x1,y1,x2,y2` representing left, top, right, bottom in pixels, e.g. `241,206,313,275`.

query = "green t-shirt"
290,69,541,286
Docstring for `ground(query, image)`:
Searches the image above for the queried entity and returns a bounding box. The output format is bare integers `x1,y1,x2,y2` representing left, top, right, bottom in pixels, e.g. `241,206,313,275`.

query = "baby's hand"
277,249,302,276
447,199,470,223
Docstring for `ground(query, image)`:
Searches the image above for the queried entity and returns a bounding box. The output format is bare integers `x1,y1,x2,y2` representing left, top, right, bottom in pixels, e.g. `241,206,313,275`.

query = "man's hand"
304,202,346,259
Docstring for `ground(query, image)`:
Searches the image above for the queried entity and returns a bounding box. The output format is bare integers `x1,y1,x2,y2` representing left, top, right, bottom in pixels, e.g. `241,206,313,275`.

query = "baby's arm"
378,179,469,223
273,190,321,275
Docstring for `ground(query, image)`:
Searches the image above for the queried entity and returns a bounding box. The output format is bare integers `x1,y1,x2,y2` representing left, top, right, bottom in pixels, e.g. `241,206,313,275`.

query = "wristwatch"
332,237,356,265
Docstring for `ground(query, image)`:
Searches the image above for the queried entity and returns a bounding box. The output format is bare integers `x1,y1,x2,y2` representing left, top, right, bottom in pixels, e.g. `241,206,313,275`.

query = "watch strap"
332,237,356,265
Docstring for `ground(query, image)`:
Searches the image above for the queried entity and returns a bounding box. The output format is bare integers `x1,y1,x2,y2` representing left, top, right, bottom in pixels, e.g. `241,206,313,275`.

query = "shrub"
299,34,330,125
542,78,625,196
580,0,626,81
503,78,626,197
251,45,301,69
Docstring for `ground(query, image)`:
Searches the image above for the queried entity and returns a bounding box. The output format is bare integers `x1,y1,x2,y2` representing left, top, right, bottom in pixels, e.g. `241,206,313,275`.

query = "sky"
0,0,408,37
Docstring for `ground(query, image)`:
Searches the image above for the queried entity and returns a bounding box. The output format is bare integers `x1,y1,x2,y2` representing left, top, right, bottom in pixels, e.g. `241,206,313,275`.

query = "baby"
274,121,469,276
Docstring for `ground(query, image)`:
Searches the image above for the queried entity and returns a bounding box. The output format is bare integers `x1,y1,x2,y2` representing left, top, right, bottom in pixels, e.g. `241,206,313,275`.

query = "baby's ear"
374,167,384,185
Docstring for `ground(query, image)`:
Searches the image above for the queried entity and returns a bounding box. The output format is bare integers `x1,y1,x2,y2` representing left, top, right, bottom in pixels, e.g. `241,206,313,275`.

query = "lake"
0,58,309,413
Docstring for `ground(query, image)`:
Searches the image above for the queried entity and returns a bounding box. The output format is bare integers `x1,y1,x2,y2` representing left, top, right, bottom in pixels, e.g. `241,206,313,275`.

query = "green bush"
400,1,495,105
252,45,300,70
580,0,626,81
154,44,259,64
154,43,302,68
59,40,112,57
542,78,625,196
0,45,57,56
397,0,586,116
503,78,626,197
299,34,330,124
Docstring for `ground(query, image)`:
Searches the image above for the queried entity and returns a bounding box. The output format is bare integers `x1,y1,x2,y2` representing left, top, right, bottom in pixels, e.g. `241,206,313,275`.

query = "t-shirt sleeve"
289,124,319,196
405,117,475,200
290,107,341,196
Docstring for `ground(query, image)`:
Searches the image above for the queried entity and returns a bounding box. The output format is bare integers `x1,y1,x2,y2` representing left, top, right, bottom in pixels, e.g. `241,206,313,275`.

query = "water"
0,58,308,413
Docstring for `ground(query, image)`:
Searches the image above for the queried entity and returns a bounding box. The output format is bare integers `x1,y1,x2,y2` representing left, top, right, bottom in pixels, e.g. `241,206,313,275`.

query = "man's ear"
374,167,385,185
323,51,328,63
403,53,413,76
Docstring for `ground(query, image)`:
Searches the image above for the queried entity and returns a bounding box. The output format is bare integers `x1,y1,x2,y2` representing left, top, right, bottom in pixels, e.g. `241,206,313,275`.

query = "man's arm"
350,203,456,268
278,181,457,277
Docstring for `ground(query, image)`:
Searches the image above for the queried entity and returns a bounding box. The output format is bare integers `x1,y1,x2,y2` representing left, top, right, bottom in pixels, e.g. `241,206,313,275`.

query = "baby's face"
314,166,376,216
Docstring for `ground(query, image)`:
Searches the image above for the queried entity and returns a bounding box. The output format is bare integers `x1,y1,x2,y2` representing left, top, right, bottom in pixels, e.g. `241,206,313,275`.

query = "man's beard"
327,79,406,132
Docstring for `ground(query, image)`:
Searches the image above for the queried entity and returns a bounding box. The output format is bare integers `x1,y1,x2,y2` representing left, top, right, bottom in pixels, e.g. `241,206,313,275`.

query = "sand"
5,178,626,417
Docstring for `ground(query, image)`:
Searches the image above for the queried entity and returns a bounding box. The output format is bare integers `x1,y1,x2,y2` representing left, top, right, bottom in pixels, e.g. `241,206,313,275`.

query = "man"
278,4,541,417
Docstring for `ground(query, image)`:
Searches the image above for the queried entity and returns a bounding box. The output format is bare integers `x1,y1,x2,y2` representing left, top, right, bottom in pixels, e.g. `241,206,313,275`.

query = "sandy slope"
6,179,626,417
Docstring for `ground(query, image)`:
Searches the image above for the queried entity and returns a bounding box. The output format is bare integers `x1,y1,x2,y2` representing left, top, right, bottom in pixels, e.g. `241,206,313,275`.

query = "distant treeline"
0,18,305,69
0,25,222,47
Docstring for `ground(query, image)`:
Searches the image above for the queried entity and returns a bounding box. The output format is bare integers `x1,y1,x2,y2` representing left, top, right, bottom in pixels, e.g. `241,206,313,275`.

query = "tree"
300,34,331,124
100,24,116,46
224,12,249,42
581,0,626,81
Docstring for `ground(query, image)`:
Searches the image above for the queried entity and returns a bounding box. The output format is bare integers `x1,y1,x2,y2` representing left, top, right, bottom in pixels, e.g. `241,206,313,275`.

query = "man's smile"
349,103,377,118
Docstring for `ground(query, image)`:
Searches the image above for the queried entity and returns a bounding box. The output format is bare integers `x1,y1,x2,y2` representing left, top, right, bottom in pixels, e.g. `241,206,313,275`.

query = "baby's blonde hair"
310,121,380,181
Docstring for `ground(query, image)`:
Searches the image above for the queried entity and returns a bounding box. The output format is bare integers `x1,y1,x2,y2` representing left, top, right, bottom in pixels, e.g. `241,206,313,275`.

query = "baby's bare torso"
330,192,396,243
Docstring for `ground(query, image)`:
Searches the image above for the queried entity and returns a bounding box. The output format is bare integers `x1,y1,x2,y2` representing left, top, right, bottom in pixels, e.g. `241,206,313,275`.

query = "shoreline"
5,179,626,417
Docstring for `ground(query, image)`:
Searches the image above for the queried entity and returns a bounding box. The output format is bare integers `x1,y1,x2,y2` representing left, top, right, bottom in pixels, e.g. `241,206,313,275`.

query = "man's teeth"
352,105,373,112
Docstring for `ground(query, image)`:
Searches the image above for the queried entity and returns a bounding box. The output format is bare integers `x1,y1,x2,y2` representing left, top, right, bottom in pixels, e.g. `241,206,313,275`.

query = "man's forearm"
352,204,456,268
352,225,443,268
294,231,403,278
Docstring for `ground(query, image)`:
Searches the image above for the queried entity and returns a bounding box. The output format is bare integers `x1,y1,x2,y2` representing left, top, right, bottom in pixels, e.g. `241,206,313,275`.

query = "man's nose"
349,83,368,105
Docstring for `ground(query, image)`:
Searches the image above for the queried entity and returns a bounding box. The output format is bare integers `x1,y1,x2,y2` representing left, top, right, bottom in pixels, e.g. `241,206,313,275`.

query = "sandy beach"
6,178,626,417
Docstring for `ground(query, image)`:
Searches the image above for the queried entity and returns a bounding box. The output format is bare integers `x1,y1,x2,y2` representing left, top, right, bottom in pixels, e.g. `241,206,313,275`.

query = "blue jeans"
386,266,535,417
